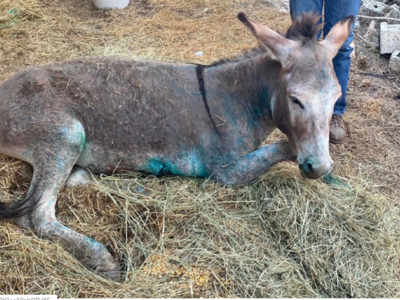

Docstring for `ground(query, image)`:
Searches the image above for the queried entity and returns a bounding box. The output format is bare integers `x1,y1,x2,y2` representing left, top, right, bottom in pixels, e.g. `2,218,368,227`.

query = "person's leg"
324,0,361,116
290,0,323,26
324,0,361,143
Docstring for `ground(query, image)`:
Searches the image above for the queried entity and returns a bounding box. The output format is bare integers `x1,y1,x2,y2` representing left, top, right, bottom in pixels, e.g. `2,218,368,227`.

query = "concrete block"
380,22,400,54
389,50,400,73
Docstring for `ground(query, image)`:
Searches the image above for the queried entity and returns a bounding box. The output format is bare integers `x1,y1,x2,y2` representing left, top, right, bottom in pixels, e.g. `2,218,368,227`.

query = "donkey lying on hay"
0,13,354,280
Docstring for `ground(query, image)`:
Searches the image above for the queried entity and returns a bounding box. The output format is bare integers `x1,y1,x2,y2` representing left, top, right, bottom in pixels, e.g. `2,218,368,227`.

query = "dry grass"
1,0,400,298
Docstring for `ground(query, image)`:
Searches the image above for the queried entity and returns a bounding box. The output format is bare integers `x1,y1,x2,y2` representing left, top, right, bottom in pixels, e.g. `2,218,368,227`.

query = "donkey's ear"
238,12,298,66
320,16,355,57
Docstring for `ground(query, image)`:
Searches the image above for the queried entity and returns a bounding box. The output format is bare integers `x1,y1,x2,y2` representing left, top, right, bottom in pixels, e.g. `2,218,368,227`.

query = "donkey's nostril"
303,159,314,174
299,157,332,179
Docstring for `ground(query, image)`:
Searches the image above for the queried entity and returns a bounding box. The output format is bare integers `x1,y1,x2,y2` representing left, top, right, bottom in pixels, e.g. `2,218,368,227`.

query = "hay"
1,0,400,298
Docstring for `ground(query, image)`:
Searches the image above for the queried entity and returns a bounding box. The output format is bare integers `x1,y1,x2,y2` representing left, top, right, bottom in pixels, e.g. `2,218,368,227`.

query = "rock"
357,54,369,69
389,50,400,72
360,0,389,16
371,36,380,46
354,20,361,31
386,0,400,6
388,4,400,18
364,20,376,42
363,20,379,49
350,41,356,59
360,79,371,88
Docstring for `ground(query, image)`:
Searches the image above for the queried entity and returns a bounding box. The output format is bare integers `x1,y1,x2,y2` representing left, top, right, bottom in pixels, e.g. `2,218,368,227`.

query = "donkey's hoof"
66,168,91,187
97,268,123,282
94,258,122,282
15,214,33,230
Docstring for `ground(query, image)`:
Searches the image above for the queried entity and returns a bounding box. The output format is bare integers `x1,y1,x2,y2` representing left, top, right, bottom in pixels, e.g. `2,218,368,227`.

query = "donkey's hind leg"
15,120,120,281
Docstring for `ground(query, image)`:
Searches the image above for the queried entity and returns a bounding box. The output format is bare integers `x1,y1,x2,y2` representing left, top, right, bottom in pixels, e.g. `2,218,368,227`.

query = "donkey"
0,13,354,280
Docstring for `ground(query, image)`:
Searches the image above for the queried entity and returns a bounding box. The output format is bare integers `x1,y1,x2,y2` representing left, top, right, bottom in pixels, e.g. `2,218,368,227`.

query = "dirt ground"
0,0,400,297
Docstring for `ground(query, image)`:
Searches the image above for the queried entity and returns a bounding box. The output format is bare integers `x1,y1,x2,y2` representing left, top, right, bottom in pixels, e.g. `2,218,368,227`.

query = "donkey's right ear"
238,12,299,67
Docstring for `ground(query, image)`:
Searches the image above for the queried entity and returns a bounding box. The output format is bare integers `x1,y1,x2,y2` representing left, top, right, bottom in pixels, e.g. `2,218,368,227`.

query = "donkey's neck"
203,53,283,143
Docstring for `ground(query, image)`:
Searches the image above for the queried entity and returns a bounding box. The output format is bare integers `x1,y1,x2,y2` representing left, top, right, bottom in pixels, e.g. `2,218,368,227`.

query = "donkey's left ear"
320,16,355,57
238,12,299,67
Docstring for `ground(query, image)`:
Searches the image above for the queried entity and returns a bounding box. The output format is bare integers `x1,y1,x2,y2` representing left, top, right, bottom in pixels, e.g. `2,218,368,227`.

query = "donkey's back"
0,57,217,176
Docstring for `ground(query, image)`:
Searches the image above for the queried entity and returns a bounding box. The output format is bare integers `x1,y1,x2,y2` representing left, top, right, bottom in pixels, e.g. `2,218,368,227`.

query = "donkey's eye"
291,96,305,109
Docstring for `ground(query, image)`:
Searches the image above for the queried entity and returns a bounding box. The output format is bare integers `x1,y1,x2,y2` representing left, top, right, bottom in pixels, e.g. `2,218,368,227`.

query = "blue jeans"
289,0,361,116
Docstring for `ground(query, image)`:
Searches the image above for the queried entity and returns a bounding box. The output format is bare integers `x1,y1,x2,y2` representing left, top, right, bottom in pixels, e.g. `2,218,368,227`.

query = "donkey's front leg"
215,140,296,186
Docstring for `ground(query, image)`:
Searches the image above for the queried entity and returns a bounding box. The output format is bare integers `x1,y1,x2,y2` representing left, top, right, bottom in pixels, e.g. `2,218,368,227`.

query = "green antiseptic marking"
322,172,351,190
146,153,209,178
8,8,21,16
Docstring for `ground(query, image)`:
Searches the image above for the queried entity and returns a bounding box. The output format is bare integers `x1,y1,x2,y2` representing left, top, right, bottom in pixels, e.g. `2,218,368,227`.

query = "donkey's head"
238,13,354,179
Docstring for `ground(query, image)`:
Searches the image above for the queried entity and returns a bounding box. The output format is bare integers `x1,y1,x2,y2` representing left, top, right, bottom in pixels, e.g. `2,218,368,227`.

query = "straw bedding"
0,0,400,297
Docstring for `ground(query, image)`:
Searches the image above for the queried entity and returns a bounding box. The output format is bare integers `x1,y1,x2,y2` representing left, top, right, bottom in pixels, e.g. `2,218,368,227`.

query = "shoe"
329,114,346,144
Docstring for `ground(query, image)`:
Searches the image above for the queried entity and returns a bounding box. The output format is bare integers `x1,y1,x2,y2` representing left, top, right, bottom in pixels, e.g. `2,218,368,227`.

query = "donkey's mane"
205,13,322,68
285,12,322,41
205,47,266,68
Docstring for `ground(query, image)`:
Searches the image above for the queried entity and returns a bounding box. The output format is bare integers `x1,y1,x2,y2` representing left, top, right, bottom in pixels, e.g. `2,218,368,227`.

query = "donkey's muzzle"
298,157,333,179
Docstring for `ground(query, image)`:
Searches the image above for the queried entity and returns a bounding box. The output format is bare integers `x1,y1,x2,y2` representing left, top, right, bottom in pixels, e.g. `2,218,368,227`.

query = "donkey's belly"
76,142,210,178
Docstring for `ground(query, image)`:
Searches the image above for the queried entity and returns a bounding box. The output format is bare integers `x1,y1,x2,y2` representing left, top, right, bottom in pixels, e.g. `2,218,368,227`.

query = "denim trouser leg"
324,0,361,116
289,0,361,116
289,0,323,22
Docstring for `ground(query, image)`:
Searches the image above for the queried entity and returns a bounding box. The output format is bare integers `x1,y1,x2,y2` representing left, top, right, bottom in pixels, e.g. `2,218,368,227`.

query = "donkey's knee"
213,140,297,186
54,119,86,156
